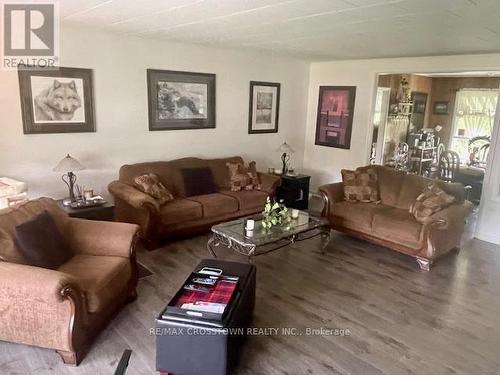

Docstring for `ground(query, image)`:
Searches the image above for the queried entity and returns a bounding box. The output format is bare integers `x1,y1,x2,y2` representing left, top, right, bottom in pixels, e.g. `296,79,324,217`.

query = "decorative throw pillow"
227,161,262,192
134,173,174,204
181,167,217,197
15,211,72,270
341,168,379,203
410,184,455,223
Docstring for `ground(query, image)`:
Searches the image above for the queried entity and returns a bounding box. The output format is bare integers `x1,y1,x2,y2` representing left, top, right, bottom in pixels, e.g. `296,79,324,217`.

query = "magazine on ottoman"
165,272,240,322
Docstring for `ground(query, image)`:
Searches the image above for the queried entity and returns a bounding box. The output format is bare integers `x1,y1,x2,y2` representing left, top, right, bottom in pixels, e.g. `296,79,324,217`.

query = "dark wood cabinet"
276,174,310,210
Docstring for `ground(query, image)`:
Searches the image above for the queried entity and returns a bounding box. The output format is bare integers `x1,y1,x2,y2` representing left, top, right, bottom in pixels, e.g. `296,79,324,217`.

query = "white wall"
476,98,500,245
302,53,500,244
0,26,310,199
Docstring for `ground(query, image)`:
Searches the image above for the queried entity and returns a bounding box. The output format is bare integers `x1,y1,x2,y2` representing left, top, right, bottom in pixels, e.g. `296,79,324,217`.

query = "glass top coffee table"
207,211,331,263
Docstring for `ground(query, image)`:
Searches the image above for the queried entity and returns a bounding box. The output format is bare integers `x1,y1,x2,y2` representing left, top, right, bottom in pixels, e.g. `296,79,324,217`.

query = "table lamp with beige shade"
53,154,85,204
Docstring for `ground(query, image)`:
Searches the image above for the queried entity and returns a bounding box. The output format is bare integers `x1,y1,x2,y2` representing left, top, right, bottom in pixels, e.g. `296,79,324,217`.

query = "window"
373,87,385,127
450,89,499,162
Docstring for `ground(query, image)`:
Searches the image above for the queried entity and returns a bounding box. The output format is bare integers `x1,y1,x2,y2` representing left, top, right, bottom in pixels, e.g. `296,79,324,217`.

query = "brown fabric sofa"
319,165,473,270
0,198,139,365
108,156,280,248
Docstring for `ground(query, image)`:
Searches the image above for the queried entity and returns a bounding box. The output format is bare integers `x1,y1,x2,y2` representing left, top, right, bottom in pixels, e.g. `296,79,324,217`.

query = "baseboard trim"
475,231,500,245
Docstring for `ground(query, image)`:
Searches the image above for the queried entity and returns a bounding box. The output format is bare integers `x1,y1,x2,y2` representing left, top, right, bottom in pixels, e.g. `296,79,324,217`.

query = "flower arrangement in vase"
262,197,291,229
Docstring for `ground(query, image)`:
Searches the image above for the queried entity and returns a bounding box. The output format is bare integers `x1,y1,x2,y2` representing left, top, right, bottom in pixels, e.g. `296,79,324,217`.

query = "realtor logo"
2,1,59,70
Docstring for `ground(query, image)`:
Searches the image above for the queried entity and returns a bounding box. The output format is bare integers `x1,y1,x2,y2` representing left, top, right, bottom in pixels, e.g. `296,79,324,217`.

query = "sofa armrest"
0,262,79,302
420,201,474,228
417,201,473,259
0,262,84,351
440,182,467,203
108,181,159,213
318,182,344,216
258,172,281,195
66,218,139,258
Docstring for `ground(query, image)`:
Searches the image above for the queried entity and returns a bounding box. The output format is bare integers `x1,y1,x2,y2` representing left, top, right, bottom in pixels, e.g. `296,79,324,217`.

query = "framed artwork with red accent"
315,86,356,149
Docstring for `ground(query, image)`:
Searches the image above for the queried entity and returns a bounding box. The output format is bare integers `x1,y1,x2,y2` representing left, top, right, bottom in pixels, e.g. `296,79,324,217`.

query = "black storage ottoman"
155,259,256,375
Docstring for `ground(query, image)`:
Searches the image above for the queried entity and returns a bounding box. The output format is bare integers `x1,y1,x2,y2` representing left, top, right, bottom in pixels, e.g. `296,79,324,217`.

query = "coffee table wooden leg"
207,236,218,258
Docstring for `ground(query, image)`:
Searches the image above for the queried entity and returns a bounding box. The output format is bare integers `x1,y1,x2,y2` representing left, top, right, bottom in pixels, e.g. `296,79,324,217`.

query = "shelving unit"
409,146,437,175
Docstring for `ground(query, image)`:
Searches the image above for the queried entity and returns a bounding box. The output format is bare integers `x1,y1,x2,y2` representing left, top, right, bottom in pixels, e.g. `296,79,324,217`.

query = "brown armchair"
0,198,139,365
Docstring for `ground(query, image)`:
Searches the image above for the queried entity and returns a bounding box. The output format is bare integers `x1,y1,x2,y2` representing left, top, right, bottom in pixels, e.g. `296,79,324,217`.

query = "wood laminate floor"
1,229,500,375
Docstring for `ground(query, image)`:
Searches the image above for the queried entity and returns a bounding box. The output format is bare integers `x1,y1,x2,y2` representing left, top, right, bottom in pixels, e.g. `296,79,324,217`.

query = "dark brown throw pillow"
410,184,455,223
134,173,174,204
181,167,217,197
341,168,379,203
15,211,72,269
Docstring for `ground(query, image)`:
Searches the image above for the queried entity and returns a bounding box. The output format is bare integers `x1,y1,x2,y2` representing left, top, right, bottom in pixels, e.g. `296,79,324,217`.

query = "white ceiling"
61,0,500,60
416,71,500,77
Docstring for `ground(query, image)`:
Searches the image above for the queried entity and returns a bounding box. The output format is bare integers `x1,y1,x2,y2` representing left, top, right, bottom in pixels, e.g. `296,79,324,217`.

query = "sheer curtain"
450,89,499,161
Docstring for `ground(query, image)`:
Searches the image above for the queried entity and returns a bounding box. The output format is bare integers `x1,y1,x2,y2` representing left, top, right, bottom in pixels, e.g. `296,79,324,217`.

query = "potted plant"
261,197,291,229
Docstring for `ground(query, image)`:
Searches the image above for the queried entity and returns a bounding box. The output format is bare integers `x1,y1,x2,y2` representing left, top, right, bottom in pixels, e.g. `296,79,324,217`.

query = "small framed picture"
147,69,216,131
315,86,356,149
433,101,449,115
248,81,280,134
18,67,95,134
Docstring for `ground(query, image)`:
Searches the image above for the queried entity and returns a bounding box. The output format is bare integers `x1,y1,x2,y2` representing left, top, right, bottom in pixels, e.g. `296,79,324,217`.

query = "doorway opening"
369,71,500,208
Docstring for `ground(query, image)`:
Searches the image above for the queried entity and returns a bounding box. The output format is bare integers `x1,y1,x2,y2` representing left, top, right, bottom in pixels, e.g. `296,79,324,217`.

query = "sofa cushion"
15,211,72,270
58,254,131,313
331,201,389,232
396,173,428,210
372,208,423,250
134,173,174,204
220,190,268,210
119,161,177,194
0,198,69,264
181,167,217,197
410,184,455,224
119,157,248,197
226,161,261,191
341,168,379,202
160,199,203,226
376,166,405,207
188,193,239,218
207,156,244,190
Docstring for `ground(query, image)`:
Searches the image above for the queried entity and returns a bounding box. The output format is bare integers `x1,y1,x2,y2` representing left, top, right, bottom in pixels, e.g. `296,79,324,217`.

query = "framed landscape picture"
147,69,216,131
315,86,356,149
248,81,280,134
18,67,95,134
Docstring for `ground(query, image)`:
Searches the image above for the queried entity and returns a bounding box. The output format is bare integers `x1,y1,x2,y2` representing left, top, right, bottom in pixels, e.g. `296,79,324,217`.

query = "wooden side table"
276,174,311,210
57,200,115,221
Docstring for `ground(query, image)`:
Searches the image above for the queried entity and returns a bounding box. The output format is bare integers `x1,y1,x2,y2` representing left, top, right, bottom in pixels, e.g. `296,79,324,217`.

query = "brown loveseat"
108,156,280,248
319,165,473,270
0,198,139,365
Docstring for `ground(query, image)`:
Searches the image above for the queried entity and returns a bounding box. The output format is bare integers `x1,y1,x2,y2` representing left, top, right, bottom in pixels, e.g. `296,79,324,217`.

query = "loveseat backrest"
0,198,69,264
119,156,244,197
358,165,465,210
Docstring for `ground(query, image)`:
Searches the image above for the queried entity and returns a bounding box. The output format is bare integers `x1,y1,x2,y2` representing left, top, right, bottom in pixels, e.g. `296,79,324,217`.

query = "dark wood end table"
57,199,115,221
276,174,311,209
